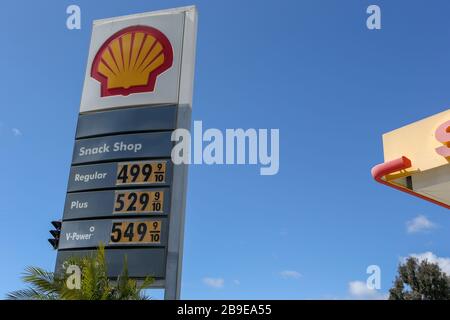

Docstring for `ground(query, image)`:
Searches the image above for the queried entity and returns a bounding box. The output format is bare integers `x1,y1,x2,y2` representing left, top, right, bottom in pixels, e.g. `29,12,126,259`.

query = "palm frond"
8,244,152,300
21,266,63,295
138,276,155,290
6,287,58,300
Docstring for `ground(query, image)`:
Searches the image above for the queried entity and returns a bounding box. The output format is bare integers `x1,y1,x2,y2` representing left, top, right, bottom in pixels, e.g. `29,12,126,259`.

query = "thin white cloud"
232,279,240,285
202,277,224,289
280,270,302,279
348,281,386,300
408,252,450,275
406,215,436,233
11,128,22,136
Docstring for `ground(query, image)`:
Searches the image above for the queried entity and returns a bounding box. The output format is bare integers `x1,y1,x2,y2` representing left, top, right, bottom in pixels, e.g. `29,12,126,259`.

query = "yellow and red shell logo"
91,25,173,97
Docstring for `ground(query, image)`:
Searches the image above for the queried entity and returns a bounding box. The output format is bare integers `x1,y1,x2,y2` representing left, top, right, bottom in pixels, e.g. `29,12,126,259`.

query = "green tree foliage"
389,256,450,300
6,245,153,300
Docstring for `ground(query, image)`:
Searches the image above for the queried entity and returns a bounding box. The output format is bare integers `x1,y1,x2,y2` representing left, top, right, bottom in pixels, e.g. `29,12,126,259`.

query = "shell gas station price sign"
110,220,162,245
55,6,198,299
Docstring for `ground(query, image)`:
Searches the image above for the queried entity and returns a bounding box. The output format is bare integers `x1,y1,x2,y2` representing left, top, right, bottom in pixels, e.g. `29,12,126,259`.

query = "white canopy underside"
393,164,450,205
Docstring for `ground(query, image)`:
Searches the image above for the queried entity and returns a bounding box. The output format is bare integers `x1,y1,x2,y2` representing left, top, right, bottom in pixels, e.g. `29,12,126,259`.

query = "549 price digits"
110,220,161,244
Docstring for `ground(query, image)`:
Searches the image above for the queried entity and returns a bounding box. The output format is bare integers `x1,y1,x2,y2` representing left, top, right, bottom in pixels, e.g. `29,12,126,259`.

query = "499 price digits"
116,161,167,185
114,190,164,214
110,220,161,244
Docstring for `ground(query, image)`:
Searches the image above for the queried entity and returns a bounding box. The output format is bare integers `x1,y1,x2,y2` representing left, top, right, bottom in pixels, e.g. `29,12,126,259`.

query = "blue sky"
0,0,449,299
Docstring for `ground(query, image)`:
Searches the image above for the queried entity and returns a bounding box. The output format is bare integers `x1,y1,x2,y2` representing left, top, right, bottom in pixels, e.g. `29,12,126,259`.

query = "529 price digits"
114,190,164,213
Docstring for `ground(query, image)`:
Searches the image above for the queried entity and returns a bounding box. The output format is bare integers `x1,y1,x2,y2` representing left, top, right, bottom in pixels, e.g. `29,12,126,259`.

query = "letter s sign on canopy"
54,6,198,301
435,120,450,158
